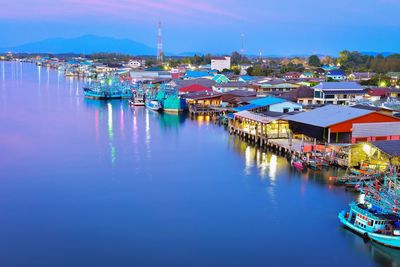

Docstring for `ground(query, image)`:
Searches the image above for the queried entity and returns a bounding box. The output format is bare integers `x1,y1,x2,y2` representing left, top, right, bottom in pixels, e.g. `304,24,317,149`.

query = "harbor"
1,60,400,267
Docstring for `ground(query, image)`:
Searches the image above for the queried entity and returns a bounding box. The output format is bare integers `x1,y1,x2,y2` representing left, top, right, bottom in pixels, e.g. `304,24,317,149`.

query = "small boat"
308,160,320,170
146,100,162,111
163,95,186,113
339,202,400,248
129,92,146,106
292,160,304,170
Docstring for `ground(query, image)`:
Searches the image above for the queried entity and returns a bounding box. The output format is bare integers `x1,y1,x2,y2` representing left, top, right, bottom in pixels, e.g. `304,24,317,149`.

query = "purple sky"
1,0,400,55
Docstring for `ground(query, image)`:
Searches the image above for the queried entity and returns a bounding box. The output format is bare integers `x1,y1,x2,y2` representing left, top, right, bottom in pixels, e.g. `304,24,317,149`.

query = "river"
0,61,399,267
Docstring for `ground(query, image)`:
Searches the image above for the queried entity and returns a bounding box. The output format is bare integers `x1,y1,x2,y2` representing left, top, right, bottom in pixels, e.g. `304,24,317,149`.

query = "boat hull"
163,108,183,114
338,211,400,248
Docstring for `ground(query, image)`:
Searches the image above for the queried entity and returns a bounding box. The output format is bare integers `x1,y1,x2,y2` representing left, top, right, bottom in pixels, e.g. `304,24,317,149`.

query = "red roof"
368,88,389,97
179,84,213,93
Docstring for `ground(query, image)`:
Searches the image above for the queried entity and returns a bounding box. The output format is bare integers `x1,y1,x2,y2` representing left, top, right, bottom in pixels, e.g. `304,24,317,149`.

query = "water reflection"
340,227,400,267
108,102,116,165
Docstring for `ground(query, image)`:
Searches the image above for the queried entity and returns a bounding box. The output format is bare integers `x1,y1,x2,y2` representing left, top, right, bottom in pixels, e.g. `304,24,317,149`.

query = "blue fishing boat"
339,173,400,248
339,202,400,248
83,77,132,100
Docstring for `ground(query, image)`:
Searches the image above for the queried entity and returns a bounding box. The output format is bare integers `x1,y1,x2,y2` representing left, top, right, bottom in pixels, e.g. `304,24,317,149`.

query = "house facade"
211,57,231,72
313,82,365,105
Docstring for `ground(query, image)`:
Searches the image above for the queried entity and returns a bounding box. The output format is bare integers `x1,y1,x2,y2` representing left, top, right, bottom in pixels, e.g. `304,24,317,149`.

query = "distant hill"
0,35,157,55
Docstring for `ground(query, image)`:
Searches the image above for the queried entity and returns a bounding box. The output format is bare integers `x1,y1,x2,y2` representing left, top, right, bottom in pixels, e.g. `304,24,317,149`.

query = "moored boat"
163,95,186,113
83,77,132,100
339,202,400,248
145,100,162,111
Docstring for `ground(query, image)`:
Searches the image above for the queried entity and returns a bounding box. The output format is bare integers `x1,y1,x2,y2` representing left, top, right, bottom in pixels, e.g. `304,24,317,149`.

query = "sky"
0,0,400,55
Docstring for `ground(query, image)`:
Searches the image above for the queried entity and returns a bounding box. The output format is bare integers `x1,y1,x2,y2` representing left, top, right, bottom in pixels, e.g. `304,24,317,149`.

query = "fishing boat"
338,202,400,248
163,95,186,113
129,91,146,106
291,158,305,170
339,171,400,248
145,100,162,111
83,77,132,100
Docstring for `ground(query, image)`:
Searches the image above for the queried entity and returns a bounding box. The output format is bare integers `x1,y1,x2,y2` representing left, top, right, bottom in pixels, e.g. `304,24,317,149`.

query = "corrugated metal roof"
313,82,363,90
233,104,260,112
371,140,400,157
248,96,286,106
287,105,374,128
353,122,400,138
234,111,279,124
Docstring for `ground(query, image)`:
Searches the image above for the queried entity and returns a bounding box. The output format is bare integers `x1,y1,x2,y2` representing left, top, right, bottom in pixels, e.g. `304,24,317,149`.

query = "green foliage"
231,51,251,65
337,51,400,73
89,53,131,63
280,62,304,73
247,64,273,76
360,75,392,87
308,55,321,67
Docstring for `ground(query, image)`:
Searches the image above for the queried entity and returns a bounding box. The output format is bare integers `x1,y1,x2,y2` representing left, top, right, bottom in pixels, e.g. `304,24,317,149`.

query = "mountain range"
1,35,397,57
0,35,157,55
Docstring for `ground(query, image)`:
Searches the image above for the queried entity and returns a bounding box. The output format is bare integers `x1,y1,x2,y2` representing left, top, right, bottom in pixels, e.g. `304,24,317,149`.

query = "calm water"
0,62,399,267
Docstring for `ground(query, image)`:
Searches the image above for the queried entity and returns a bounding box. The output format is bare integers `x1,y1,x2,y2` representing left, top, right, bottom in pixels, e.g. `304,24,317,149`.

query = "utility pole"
157,21,163,64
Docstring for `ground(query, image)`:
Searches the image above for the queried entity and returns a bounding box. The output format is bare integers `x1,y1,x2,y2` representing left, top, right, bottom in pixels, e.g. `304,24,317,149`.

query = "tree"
308,55,321,67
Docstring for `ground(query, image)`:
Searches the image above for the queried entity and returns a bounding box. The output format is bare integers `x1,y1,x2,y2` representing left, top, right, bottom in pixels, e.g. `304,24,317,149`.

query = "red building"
288,105,400,143
179,84,213,94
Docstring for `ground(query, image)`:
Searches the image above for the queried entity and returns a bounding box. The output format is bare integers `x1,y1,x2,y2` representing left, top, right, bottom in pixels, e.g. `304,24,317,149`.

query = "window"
283,108,290,113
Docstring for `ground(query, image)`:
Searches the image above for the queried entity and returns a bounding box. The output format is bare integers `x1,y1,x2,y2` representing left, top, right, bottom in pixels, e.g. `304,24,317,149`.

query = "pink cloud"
0,0,243,21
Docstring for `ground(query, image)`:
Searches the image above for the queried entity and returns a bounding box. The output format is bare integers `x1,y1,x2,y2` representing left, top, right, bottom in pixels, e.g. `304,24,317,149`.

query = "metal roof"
234,111,279,124
313,82,363,90
248,96,286,106
287,105,374,128
353,122,400,138
371,140,400,157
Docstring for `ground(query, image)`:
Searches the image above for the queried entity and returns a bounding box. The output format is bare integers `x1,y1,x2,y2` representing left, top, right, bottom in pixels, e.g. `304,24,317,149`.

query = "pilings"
228,125,299,158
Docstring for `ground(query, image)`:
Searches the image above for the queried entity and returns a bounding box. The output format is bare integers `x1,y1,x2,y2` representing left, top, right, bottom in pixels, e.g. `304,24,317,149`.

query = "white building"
127,58,146,69
211,56,231,72
313,81,365,105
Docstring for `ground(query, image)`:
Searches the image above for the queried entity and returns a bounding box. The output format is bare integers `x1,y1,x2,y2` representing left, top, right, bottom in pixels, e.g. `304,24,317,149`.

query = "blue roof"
327,69,345,76
233,104,261,112
239,75,256,82
233,97,286,112
248,96,286,106
184,71,212,78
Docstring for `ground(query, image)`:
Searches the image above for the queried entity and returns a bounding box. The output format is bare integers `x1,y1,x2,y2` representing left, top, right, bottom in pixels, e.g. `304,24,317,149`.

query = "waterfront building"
313,81,365,105
178,84,213,95
349,140,400,170
182,92,223,114
287,105,400,144
351,122,400,143
211,56,231,72
229,111,291,140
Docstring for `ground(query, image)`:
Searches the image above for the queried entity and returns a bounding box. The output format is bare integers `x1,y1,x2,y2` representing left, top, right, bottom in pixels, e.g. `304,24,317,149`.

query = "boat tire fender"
363,232,369,241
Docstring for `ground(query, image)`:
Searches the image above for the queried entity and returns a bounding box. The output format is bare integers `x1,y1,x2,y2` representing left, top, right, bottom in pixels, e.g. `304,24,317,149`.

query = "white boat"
145,100,162,111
